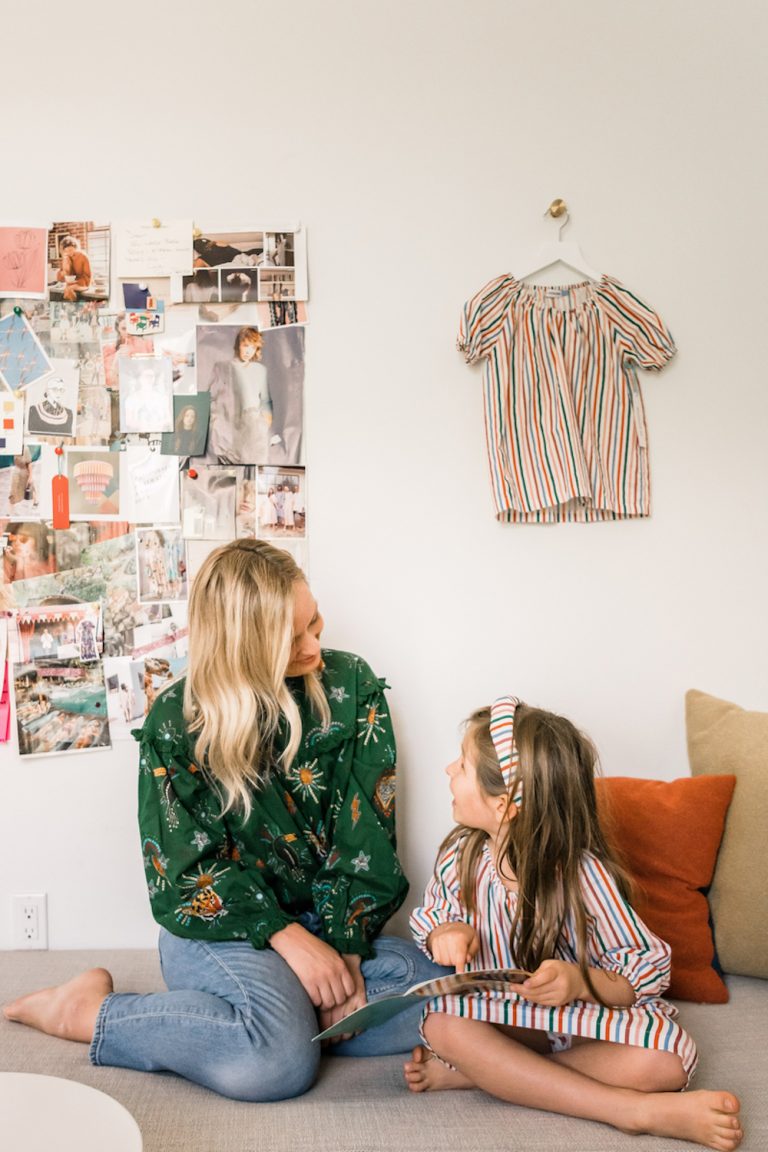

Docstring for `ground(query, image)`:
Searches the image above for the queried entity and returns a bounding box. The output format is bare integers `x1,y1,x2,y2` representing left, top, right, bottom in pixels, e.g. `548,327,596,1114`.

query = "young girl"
405,696,743,1152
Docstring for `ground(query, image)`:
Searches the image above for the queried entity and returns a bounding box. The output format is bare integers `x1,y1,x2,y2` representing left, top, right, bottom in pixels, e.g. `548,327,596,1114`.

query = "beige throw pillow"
685,690,768,978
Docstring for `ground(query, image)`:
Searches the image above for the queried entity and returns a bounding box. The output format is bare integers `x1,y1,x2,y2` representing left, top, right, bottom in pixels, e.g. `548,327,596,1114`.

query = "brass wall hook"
545,198,568,219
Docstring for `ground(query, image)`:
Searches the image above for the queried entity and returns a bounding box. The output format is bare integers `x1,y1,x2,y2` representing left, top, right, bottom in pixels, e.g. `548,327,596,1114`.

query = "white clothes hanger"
515,199,602,282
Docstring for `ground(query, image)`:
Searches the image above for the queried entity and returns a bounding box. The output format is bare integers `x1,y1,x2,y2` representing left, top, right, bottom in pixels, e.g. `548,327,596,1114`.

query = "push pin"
13,306,23,316
188,468,198,479
152,218,162,229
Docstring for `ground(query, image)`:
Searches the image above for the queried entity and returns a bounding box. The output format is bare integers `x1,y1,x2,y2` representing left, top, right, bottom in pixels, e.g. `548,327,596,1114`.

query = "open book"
313,967,530,1042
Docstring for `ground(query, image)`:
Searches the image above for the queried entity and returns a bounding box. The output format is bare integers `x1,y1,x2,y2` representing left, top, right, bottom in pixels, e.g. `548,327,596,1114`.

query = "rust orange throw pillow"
595,775,735,1003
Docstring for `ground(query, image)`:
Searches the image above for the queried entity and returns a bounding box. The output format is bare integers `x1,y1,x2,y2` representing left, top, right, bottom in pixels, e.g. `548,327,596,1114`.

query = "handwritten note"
115,219,193,278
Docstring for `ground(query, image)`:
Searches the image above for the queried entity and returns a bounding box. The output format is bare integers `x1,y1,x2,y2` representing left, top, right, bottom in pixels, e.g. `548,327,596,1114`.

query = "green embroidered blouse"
136,649,408,958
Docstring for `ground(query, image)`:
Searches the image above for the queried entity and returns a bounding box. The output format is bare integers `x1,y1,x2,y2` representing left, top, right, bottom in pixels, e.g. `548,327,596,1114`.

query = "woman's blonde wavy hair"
182,539,330,816
440,704,633,1006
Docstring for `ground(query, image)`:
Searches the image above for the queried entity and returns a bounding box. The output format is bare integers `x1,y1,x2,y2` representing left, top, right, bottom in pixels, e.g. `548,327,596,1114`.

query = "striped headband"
489,694,523,805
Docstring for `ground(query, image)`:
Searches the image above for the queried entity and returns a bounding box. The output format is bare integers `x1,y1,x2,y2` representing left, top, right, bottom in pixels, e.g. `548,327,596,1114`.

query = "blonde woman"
4,540,446,1100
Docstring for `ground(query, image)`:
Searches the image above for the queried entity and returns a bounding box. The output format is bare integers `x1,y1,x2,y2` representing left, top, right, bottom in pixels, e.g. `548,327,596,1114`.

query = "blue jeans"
90,928,449,1101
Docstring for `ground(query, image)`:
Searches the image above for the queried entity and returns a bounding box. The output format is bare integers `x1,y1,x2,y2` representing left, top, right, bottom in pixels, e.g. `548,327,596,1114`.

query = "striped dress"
457,275,676,522
410,839,698,1081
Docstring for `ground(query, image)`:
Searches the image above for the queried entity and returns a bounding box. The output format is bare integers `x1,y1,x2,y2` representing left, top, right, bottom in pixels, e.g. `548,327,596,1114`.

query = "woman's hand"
520,959,585,1006
270,923,356,1009
427,922,480,972
317,953,367,1042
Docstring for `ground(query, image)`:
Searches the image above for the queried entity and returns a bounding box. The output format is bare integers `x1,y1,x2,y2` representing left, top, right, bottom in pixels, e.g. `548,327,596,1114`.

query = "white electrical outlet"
11,894,48,950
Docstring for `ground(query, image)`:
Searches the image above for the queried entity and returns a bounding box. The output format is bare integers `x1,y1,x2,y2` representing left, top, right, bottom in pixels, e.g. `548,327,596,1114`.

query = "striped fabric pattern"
458,275,676,522
409,839,698,1081
489,695,521,794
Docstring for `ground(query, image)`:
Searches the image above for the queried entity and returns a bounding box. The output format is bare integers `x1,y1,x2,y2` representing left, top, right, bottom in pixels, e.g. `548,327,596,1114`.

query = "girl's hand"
318,953,367,1042
270,923,356,1009
427,922,480,972
520,959,585,1006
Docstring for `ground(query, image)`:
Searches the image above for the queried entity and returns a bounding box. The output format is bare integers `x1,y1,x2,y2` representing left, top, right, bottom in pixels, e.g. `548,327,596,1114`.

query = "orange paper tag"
52,472,70,529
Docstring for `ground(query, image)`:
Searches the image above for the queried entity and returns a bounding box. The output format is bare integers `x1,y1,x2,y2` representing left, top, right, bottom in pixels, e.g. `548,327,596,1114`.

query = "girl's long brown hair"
441,704,633,1006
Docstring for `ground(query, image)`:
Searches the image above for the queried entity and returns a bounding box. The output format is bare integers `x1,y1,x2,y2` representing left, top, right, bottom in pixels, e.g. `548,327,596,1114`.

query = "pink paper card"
0,226,48,298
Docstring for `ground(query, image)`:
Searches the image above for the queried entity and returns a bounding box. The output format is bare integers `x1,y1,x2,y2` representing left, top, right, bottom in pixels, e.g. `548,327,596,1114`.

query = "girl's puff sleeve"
580,854,672,1004
598,277,676,371
457,275,515,364
409,838,467,957
136,689,293,950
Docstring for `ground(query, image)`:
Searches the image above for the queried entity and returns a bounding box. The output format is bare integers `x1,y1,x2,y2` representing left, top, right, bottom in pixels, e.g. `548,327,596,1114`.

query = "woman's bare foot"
3,967,113,1044
630,1089,742,1151
403,1045,474,1093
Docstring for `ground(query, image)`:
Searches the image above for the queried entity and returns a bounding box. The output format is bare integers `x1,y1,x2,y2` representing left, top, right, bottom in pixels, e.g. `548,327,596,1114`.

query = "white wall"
1,0,766,948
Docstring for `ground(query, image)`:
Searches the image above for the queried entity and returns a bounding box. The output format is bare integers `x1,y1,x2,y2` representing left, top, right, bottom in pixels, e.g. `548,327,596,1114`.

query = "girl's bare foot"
403,1045,474,1092
631,1089,742,1151
3,967,113,1044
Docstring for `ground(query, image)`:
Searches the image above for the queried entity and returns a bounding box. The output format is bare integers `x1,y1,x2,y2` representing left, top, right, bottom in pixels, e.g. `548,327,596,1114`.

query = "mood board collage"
0,219,309,758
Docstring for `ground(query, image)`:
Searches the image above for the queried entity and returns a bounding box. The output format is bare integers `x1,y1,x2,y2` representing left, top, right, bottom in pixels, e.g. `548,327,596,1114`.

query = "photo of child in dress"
136,527,188,604
256,466,306,538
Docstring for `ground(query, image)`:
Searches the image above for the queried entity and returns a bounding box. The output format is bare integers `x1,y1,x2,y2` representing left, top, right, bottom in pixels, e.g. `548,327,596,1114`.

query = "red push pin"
54,445,64,456
188,468,198,479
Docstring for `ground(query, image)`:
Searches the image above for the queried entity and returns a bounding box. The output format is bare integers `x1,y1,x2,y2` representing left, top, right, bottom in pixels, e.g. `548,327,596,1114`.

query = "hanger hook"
543,198,570,241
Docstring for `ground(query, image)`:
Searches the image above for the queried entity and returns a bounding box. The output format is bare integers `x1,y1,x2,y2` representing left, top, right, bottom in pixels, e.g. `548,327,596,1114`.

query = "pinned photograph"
235,465,256,538
136,527,188,603
191,226,307,298
126,305,165,335
0,310,53,391
221,269,257,303
1,520,56,583
75,349,112,444
160,393,210,458
257,466,306,538
192,229,265,269
0,226,48,298
155,329,196,394
65,447,120,520
13,602,110,757
25,359,79,438
181,465,237,539
259,268,297,302
0,443,44,518
196,324,304,466
47,222,111,303
179,268,220,304
119,445,181,525
47,301,104,353
101,312,156,390
263,232,295,267
118,355,174,433
103,656,146,739
256,300,308,329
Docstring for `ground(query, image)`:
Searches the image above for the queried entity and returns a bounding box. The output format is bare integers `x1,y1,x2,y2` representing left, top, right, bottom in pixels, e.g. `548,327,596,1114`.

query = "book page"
313,968,531,1042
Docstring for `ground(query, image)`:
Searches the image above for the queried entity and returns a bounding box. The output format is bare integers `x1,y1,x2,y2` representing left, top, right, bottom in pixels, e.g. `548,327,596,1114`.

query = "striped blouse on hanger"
458,275,676,522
